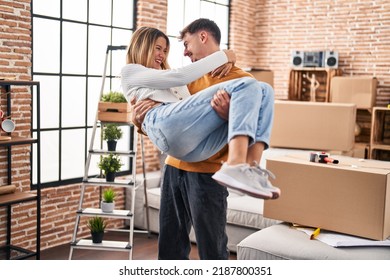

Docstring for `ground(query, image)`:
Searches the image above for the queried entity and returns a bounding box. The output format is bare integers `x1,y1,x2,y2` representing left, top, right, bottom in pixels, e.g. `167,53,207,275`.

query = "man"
131,18,274,259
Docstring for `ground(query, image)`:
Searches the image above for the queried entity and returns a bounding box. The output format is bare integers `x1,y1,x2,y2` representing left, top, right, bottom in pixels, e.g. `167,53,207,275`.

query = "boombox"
291,50,338,68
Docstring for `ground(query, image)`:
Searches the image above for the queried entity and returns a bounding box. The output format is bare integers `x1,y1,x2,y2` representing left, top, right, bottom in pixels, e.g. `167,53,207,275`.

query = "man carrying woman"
121,19,278,259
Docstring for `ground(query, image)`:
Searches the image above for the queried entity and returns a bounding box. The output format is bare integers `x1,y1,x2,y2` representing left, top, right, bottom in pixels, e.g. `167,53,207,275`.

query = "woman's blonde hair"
126,26,170,69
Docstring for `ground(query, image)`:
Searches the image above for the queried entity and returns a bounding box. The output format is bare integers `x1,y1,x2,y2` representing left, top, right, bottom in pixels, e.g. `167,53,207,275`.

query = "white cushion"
237,223,390,260
227,195,279,229
146,187,161,210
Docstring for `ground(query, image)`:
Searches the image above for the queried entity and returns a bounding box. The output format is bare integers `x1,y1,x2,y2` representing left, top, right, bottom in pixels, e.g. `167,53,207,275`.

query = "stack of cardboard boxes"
264,76,390,241
270,76,378,158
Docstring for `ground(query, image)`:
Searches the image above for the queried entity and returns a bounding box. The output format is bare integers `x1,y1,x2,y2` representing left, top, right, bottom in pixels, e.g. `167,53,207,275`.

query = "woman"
121,27,279,199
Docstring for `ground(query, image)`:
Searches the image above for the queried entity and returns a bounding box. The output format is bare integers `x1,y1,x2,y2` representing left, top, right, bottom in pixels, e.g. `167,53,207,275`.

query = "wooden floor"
40,231,237,260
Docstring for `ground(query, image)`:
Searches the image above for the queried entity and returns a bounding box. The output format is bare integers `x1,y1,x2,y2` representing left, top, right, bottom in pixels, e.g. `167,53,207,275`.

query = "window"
32,0,135,187
166,0,230,68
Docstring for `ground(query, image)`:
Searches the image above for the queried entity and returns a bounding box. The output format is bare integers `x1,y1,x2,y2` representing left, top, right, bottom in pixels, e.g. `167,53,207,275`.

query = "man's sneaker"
252,163,281,199
212,163,273,199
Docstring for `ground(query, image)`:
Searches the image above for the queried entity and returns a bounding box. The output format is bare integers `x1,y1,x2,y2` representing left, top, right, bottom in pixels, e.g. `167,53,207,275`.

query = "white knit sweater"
121,50,228,103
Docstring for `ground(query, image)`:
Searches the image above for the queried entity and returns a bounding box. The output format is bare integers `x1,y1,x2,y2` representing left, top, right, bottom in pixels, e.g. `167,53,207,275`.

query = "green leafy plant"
103,124,123,141
98,153,123,175
86,216,107,233
102,187,116,203
101,91,127,103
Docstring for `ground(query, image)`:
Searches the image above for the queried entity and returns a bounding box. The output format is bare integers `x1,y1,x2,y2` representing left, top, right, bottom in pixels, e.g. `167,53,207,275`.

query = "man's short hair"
179,18,221,44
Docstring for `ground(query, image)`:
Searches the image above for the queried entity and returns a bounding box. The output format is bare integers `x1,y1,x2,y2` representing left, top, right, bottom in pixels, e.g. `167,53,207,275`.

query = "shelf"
0,80,40,87
0,80,41,260
0,244,37,260
99,120,133,126
371,144,390,151
83,178,135,188
289,67,335,71
0,192,37,207
90,149,135,157
78,207,133,218
71,239,131,252
0,136,37,146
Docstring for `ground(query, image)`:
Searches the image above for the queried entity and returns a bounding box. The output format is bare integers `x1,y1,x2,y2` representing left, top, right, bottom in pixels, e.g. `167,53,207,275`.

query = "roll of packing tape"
1,119,15,133
0,184,16,195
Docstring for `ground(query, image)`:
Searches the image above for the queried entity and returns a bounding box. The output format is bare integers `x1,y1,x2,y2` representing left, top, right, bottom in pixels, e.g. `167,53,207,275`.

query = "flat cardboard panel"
330,77,377,109
264,154,390,240
246,69,274,87
270,100,356,151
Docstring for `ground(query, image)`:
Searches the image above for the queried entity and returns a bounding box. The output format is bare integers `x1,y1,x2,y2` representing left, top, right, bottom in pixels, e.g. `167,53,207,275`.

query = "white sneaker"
212,163,273,199
251,163,281,199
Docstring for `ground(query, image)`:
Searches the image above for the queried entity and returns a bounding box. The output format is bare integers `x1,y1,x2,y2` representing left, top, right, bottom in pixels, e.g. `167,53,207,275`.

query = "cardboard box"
246,68,274,87
330,143,370,159
270,100,356,151
264,154,390,240
330,76,377,109
98,102,132,123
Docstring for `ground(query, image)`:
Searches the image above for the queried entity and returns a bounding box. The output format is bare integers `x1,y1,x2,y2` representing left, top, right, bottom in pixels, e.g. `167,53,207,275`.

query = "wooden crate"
370,149,390,161
371,107,390,145
288,68,342,102
98,102,132,123
370,107,390,160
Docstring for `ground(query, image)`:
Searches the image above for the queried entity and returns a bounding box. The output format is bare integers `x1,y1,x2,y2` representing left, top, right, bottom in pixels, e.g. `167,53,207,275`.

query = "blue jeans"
142,77,274,162
158,165,230,260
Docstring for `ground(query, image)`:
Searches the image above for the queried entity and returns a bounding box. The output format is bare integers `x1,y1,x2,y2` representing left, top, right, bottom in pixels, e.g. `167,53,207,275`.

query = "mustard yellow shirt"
165,66,253,173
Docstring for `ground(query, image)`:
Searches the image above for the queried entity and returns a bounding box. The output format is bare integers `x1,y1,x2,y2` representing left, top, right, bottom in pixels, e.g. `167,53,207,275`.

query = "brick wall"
0,0,31,80
137,0,167,31
250,0,390,106
229,0,257,68
1,0,390,253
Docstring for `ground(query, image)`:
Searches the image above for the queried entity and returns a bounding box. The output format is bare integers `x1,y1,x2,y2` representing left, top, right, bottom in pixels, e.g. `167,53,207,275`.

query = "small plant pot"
101,201,115,212
91,231,104,243
105,172,116,182
107,140,117,151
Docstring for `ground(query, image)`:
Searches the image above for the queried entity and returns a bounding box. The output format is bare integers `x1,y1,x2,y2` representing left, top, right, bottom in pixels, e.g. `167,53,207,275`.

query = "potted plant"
98,91,131,123
86,216,106,243
98,153,123,182
103,124,123,151
101,187,116,212
101,91,128,103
